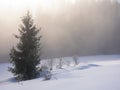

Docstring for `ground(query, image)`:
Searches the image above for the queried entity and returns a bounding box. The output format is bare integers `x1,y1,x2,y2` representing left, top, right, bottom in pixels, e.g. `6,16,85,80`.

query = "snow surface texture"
0,55,120,90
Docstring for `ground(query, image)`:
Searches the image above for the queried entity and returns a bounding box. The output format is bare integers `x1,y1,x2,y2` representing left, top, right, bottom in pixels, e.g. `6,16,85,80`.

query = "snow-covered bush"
39,65,52,80
47,59,54,71
73,56,79,65
56,57,63,69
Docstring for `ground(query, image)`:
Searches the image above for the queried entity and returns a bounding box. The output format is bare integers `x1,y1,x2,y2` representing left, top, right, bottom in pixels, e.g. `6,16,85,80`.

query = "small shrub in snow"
47,59,54,71
57,57,63,69
40,65,52,80
73,55,79,65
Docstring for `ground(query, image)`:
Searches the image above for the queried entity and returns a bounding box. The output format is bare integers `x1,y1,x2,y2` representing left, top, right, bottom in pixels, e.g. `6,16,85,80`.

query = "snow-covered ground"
0,55,120,90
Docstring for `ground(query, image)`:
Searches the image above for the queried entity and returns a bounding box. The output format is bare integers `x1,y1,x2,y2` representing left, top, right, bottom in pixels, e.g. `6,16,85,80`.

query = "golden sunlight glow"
0,0,80,19
0,0,60,18
65,0,78,4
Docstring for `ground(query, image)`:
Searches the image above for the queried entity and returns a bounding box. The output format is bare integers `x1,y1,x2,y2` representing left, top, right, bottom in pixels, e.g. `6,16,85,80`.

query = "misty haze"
0,0,120,62
1,0,120,90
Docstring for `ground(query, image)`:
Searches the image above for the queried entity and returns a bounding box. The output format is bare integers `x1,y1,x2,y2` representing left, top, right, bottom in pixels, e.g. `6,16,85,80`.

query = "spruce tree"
9,12,42,81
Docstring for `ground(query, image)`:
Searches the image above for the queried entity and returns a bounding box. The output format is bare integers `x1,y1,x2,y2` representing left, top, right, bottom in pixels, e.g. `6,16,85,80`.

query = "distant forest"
1,0,120,62
40,0,120,58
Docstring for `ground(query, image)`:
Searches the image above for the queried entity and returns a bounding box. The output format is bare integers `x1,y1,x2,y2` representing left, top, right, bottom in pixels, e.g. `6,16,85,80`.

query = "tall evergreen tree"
9,12,42,81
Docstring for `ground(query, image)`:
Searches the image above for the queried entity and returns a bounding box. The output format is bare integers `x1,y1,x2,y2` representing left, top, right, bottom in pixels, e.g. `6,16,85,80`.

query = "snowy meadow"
0,55,120,90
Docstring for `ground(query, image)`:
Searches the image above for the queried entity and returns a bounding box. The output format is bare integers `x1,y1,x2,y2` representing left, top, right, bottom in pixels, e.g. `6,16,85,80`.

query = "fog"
0,0,120,62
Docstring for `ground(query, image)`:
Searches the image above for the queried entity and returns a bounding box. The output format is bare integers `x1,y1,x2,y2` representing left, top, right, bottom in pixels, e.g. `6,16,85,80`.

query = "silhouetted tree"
9,11,42,81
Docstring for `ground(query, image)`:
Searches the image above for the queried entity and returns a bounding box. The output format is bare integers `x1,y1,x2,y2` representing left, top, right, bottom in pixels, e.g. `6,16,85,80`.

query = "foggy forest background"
0,0,120,62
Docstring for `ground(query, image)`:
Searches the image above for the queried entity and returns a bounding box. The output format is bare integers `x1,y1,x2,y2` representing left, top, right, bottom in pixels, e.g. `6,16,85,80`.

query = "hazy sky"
0,0,120,62
0,0,81,61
